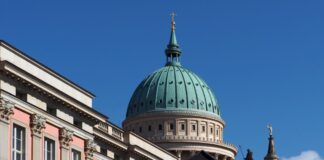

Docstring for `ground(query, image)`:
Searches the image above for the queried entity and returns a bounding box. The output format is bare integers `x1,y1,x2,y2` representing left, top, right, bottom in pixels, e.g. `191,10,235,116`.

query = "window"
44,138,55,160
180,123,185,131
139,127,142,133
192,124,196,131
169,123,173,131
148,125,152,131
202,126,206,132
216,126,219,136
158,124,163,131
12,124,26,160
71,149,81,160
210,127,213,134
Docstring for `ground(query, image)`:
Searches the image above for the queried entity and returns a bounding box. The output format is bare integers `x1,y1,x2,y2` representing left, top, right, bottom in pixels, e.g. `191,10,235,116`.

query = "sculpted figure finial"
267,124,273,136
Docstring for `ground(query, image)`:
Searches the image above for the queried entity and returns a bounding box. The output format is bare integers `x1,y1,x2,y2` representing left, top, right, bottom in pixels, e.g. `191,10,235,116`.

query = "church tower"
123,14,237,160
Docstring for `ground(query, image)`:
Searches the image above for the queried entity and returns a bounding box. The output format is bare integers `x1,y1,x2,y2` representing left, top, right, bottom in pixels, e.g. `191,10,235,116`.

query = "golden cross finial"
267,124,273,136
170,12,176,31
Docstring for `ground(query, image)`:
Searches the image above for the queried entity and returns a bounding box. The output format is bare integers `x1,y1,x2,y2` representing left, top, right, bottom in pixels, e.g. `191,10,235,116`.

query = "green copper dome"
126,16,221,119
126,64,221,118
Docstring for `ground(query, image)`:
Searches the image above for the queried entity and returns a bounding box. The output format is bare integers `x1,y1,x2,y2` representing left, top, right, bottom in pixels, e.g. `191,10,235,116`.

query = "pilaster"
0,98,14,160
60,128,74,160
30,114,46,160
197,120,201,137
85,139,97,160
175,119,179,136
186,120,190,136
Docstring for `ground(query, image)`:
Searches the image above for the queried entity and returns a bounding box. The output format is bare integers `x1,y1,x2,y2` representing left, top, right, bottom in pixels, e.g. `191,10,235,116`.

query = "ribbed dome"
126,62,221,118
126,15,221,120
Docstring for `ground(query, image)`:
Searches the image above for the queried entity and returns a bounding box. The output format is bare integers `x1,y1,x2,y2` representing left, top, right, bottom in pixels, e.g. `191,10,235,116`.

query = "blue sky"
1,1,323,159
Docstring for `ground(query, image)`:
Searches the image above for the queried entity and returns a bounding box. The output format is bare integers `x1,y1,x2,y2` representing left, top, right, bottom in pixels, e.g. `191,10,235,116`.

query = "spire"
169,12,178,46
165,12,181,66
245,149,254,160
264,125,279,160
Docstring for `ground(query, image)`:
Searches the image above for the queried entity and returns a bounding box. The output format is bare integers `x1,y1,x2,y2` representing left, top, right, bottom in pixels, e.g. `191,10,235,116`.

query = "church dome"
126,63,221,119
125,16,221,120
123,15,237,160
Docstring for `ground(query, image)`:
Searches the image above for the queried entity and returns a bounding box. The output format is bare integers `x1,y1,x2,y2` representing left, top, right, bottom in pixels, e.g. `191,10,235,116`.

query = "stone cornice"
123,111,225,126
148,135,237,153
0,97,14,121
0,62,107,122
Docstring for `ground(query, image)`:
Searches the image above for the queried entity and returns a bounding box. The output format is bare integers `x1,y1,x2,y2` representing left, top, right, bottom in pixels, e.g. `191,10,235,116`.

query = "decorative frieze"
59,127,74,148
30,114,46,136
85,139,97,159
0,97,14,121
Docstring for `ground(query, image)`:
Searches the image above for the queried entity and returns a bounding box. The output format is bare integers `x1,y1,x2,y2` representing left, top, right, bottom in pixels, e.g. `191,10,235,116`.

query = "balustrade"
148,135,237,150
97,122,123,140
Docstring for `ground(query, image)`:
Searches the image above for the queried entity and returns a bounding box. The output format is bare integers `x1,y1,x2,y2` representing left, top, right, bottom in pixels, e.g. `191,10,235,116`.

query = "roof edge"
0,39,96,98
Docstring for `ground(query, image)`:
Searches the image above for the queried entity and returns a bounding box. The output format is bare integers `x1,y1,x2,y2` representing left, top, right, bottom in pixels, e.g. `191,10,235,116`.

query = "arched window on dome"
191,124,196,132
169,123,174,131
216,126,219,137
181,123,185,131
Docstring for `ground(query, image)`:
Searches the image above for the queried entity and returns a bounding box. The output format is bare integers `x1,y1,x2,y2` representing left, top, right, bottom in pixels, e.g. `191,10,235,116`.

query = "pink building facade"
0,40,177,160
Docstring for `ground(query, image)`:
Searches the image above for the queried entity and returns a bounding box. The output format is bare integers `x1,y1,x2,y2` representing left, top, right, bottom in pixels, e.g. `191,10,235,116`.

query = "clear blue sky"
1,1,323,159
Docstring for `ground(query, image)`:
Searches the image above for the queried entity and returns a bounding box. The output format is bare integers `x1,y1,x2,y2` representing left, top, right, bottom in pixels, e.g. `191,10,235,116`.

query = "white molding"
1,63,105,122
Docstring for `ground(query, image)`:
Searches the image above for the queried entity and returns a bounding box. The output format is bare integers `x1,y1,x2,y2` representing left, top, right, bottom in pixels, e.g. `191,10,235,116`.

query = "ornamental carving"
30,114,46,135
0,98,15,121
59,128,74,147
85,139,97,159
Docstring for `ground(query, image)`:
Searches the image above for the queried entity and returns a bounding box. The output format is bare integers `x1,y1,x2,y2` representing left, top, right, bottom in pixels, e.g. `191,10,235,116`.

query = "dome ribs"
177,66,189,109
191,73,208,112
172,66,178,108
183,68,199,110
146,69,162,110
